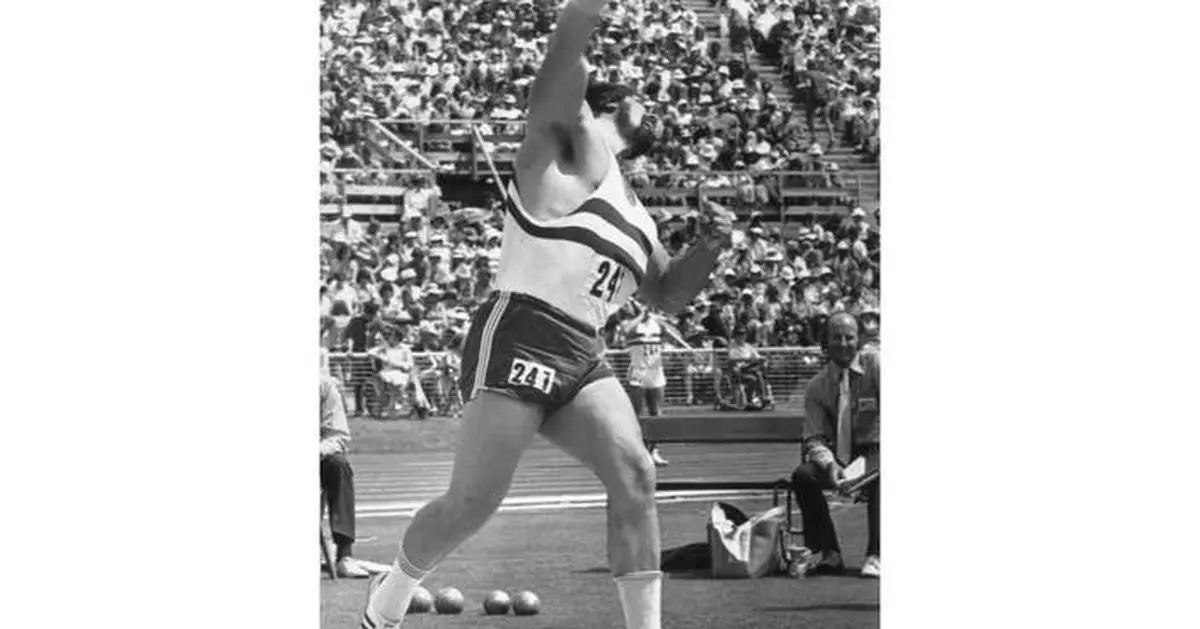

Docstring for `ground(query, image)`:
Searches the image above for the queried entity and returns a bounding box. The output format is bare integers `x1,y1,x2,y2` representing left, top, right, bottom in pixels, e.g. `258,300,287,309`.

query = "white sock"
614,570,663,629
364,544,433,626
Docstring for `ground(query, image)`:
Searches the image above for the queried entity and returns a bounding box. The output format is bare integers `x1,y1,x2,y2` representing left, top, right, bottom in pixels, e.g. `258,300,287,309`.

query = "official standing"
791,312,880,578
624,310,672,467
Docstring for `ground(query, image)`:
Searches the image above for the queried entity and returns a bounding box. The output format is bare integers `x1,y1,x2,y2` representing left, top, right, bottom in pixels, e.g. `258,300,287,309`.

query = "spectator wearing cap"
798,230,824,271
396,268,421,312
831,240,861,283
803,142,827,182
822,162,845,196
399,227,421,258
745,225,770,262
838,206,867,235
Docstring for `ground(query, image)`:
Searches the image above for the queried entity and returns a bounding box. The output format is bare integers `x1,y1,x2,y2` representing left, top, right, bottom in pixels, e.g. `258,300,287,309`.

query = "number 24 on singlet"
589,259,625,303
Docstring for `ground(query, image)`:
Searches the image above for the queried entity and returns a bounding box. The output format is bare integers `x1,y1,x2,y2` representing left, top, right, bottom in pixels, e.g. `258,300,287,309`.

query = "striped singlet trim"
569,197,655,261
503,184,648,285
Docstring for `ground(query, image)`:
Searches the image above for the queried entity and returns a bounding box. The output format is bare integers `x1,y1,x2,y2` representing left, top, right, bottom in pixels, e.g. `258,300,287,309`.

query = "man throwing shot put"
358,0,734,627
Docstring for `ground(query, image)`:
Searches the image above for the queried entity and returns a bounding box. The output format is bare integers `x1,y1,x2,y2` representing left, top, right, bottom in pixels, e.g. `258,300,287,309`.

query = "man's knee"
608,445,658,509
791,463,826,493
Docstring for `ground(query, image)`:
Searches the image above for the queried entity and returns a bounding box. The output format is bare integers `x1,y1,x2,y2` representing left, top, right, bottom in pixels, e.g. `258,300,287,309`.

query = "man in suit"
791,312,881,578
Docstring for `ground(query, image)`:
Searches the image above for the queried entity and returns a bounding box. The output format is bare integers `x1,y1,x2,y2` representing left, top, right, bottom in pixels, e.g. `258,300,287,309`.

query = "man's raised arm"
526,0,610,134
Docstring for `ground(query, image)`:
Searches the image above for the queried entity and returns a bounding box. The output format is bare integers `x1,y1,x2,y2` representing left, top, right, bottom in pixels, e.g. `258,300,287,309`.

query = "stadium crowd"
722,0,881,161
318,0,881,355
319,200,879,354
319,0,873,194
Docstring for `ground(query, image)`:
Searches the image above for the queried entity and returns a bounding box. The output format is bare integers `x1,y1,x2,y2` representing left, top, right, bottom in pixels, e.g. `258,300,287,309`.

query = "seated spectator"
367,328,432,418
790,312,880,578
320,375,389,578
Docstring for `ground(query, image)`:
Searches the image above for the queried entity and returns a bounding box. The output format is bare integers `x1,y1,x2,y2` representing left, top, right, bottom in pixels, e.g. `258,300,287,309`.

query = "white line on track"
355,490,854,519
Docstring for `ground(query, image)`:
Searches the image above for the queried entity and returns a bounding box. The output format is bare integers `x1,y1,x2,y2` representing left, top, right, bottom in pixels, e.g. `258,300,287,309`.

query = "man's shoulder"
804,364,833,394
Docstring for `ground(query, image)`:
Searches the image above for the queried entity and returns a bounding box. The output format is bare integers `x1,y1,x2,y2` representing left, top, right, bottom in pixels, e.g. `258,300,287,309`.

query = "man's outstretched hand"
696,200,735,251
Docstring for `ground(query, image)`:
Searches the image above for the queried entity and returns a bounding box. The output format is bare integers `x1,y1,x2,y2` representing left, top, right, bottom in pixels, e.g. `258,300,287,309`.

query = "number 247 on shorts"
507,358,556,394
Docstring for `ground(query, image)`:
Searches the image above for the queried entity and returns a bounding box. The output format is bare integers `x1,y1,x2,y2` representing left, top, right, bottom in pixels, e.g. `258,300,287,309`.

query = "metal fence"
326,346,827,415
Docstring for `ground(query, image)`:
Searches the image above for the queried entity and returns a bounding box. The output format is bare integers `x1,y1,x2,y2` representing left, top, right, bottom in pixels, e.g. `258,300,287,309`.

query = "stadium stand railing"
326,346,826,415
373,119,862,192
322,166,861,221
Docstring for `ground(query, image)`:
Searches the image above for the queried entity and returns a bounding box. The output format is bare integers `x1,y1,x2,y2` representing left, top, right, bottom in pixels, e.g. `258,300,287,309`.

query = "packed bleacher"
319,198,879,352
318,0,881,354
723,0,880,161
320,0,867,195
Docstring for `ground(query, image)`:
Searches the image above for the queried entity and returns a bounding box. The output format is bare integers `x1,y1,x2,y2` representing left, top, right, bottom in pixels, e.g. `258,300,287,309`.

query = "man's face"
615,97,659,159
826,315,859,368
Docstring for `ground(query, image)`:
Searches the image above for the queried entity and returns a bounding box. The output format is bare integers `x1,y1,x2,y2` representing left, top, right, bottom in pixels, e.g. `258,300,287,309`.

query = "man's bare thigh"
539,376,649,474
446,390,544,500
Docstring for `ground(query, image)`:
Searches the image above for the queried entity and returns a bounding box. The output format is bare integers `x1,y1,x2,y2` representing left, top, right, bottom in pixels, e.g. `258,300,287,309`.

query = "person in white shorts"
623,309,686,467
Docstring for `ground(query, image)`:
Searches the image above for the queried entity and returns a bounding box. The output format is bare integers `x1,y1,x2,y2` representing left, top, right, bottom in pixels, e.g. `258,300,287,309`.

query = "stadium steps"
682,0,879,207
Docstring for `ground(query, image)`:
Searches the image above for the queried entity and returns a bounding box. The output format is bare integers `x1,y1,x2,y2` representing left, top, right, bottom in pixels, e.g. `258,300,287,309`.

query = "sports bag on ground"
707,502,787,579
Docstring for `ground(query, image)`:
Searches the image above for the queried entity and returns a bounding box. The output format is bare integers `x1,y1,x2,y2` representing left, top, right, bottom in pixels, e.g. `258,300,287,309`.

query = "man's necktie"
836,368,852,465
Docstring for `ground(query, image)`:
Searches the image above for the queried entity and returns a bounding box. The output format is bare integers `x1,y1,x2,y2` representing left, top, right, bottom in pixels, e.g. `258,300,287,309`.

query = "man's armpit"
548,121,578,165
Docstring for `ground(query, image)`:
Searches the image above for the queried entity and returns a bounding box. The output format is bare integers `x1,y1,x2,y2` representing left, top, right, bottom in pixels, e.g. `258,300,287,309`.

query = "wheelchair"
715,358,775,412
360,370,428,420
429,365,464,418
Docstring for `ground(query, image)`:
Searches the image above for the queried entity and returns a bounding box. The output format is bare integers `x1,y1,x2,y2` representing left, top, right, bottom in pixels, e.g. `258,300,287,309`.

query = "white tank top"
626,318,666,388
498,154,664,331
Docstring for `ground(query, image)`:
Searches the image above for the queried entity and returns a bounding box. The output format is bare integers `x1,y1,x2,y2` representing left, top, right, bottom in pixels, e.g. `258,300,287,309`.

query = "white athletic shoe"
337,557,372,579
353,558,392,575
650,447,669,467
860,555,881,579
360,572,397,629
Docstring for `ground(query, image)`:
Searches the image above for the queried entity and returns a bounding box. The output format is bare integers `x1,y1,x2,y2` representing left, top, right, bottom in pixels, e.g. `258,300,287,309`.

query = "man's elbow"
653,294,688,316
640,283,685,316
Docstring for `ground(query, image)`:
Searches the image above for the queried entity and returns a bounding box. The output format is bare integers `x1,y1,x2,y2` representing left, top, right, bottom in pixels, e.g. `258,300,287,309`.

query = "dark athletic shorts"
459,291,614,413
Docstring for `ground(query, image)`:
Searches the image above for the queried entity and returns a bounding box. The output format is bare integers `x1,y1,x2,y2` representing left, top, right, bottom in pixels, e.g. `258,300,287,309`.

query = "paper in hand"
842,457,867,482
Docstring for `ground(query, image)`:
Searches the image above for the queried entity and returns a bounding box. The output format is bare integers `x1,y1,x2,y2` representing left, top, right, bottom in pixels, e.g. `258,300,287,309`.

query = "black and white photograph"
319,1,881,627
8,1,1197,629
